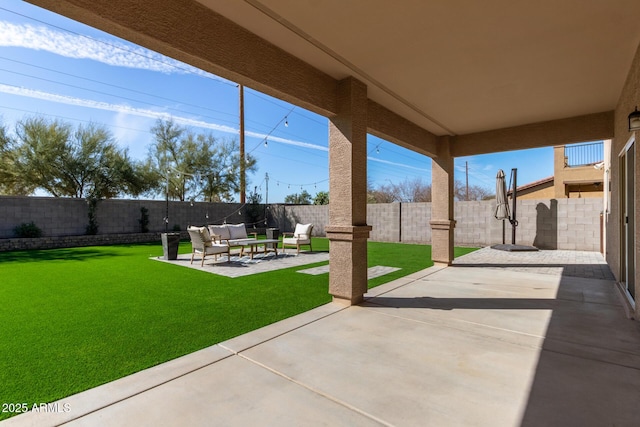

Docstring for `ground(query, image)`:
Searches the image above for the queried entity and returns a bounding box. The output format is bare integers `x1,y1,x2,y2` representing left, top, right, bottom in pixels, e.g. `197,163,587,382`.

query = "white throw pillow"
198,226,212,247
294,223,312,238
228,223,247,240
208,225,230,241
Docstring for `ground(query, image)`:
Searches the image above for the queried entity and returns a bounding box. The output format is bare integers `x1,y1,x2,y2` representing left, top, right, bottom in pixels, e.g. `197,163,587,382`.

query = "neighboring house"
515,142,605,200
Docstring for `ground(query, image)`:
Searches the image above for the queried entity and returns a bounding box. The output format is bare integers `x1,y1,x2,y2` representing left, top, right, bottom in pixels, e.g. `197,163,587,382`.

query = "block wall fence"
0,196,603,252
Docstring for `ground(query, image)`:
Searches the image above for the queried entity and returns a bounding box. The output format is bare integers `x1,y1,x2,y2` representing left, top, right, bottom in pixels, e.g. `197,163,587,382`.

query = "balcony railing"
565,142,603,167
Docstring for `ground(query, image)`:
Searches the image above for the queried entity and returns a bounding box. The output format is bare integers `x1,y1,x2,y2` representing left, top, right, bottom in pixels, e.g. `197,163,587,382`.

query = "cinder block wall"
281,199,603,251
368,203,400,242
1,197,603,251
402,202,431,243
0,196,251,237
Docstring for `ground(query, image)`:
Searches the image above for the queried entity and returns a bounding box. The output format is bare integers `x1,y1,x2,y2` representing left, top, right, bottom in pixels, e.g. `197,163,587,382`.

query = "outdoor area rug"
152,251,330,278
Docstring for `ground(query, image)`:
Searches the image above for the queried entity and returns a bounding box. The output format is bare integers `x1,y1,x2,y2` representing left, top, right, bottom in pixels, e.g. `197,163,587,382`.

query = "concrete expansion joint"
541,343,640,371
54,350,238,426
220,303,351,354
236,352,393,427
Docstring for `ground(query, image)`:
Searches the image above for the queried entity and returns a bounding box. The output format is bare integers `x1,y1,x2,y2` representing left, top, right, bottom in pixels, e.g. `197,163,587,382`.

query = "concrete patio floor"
4,249,640,426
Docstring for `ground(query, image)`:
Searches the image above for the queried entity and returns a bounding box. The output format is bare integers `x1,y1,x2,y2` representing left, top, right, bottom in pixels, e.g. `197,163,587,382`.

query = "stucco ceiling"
197,0,640,136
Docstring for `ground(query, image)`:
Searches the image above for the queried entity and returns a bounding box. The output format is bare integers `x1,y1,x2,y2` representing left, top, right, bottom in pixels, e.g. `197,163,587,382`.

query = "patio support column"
326,77,372,305
431,136,456,265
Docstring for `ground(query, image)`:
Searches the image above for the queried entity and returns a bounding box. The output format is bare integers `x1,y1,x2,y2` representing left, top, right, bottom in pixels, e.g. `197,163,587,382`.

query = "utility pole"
239,84,246,203
465,161,469,201
264,172,269,227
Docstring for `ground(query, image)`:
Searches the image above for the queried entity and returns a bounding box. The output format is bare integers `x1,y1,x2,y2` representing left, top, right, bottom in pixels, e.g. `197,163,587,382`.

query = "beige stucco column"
326,77,372,305
431,136,456,265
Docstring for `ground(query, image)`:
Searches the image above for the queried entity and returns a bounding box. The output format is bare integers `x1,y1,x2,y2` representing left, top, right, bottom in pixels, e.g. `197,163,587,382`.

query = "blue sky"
0,1,562,203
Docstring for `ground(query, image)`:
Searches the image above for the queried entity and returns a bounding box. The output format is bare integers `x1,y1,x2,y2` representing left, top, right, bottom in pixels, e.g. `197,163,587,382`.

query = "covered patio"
5,249,639,426
27,0,640,310
15,0,640,424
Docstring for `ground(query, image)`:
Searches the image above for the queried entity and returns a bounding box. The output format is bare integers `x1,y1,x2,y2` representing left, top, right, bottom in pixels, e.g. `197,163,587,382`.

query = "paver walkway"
153,251,330,278
453,247,615,280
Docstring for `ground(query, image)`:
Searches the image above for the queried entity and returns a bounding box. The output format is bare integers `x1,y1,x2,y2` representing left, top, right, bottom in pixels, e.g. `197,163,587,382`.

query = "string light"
273,178,329,190
249,105,296,154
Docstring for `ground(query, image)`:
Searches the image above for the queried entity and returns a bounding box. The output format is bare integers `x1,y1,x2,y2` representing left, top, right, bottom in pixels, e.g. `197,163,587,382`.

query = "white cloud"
368,156,429,172
0,21,226,81
0,84,326,149
1,84,430,173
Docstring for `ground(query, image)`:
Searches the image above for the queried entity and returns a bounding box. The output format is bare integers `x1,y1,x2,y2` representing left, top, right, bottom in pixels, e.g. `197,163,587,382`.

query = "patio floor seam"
540,346,640,371
51,349,238,426
218,304,352,355
234,351,392,427
360,302,549,349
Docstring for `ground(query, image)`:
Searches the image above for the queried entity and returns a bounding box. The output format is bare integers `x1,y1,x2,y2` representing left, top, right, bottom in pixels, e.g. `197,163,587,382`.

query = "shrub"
139,207,150,233
14,222,43,238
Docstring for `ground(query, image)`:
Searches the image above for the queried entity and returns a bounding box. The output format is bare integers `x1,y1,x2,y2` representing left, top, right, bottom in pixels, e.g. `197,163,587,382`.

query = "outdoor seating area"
187,223,313,267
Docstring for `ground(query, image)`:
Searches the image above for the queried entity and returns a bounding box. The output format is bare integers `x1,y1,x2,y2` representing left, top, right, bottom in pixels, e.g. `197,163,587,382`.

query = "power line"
0,56,239,119
0,72,240,127
0,5,236,87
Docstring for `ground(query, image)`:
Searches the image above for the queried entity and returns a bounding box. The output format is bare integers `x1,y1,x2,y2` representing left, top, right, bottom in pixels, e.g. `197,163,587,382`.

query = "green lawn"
0,239,476,420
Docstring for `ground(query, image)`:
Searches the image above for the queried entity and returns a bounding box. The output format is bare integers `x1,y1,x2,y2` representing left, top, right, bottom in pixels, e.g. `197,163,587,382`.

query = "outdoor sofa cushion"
208,223,255,244
208,224,231,241
227,223,249,240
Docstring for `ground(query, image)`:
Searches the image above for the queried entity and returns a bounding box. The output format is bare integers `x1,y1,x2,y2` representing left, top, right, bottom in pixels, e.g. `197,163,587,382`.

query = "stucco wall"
609,37,640,314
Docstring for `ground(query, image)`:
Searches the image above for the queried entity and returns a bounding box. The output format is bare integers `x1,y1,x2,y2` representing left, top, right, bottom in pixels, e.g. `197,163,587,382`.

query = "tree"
367,180,398,203
2,116,154,234
0,121,26,195
367,178,431,203
3,117,150,199
394,177,431,202
246,186,264,226
284,190,312,204
147,119,256,202
454,180,494,201
313,191,329,205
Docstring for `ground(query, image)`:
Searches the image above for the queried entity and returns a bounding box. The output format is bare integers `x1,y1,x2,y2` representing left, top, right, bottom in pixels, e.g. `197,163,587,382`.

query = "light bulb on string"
264,139,268,147
284,117,289,127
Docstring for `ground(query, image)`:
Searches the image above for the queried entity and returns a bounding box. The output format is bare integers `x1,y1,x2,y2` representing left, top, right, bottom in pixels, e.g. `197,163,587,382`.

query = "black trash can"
161,232,180,260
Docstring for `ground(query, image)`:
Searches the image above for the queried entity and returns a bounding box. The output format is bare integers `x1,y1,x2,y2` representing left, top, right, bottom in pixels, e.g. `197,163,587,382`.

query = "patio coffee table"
240,239,279,259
